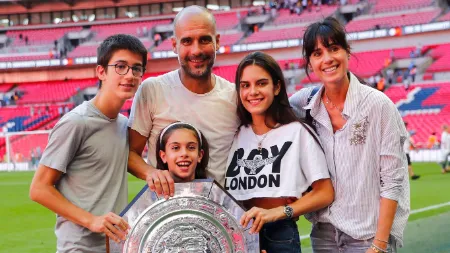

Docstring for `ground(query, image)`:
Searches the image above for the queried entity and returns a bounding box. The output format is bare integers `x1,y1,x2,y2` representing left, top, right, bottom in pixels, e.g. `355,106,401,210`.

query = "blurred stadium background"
0,0,449,252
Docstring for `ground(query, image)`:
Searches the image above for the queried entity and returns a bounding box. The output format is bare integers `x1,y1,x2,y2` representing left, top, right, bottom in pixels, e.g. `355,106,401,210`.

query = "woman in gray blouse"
289,17,409,253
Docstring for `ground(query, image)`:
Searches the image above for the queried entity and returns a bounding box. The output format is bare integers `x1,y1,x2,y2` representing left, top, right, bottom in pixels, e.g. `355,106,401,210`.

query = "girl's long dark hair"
235,51,324,151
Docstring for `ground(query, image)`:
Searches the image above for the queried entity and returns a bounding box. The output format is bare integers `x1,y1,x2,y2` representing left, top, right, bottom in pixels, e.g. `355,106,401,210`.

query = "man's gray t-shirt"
40,100,128,253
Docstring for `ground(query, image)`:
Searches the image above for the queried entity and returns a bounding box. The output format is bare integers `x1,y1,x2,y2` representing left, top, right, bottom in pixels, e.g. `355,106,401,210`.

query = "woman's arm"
369,100,409,252
368,198,397,252
240,178,334,233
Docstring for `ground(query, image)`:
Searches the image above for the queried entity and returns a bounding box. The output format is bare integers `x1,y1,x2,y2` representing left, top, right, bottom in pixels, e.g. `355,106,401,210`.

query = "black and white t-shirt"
225,122,329,201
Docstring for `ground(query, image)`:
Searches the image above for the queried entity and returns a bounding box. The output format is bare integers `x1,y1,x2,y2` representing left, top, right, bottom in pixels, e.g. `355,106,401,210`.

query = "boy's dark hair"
96,34,148,88
302,17,351,80
156,123,209,179
235,51,298,127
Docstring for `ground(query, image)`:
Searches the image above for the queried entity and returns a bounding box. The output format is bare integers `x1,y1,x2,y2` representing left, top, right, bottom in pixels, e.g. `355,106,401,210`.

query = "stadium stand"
67,43,99,58
0,84,14,93
345,9,441,32
152,39,173,51
385,82,450,143
426,43,450,73
90,19,172,41
13,79,97,104
0,0,449,165
215,10,248,30
242,25,306,44
369,0,435,14
272,5,338,26
0,104,74,160
6,27,82,46
438,11,450,21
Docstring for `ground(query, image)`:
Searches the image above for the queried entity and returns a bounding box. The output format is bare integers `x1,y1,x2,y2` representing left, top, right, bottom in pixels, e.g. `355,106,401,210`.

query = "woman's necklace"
252,123,280,153
254,132,269,153
324,92,343,113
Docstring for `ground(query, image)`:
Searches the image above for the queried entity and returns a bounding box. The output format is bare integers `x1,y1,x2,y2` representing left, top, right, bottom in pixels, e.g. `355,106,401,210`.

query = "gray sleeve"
289,88,311,119
379,99,407,202
39,113,85,173
128,80,153,138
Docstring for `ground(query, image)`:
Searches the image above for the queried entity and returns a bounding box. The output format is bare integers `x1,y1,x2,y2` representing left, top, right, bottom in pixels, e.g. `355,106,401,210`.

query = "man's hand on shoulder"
146,169,175,199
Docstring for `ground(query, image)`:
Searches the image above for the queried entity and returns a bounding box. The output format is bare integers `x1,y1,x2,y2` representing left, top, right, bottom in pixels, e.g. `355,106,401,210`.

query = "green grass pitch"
1,162,449,252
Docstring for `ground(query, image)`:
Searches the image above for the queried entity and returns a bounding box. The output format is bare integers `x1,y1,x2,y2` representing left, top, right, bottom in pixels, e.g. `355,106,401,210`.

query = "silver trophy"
107,179,260,253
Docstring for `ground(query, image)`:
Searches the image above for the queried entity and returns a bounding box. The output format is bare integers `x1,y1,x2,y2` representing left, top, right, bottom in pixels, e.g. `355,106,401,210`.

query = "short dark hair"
302,17,351,79
234,51,298,127
156,123,209,180
96,34,148,88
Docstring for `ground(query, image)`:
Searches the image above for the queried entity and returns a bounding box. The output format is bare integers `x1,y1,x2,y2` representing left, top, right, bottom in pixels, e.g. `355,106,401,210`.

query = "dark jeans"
260,219,301,253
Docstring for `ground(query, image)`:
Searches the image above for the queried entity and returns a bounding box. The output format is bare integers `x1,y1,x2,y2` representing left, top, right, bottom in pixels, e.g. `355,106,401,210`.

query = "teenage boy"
30,34,147,253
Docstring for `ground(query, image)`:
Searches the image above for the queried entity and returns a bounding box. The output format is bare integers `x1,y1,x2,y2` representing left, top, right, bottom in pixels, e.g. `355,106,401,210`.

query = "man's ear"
215,34,221,51
171,36,178,54
96,65,106,81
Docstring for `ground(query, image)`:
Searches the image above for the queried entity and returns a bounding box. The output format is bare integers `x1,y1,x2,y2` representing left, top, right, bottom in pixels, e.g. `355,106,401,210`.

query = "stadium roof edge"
0,5,249,32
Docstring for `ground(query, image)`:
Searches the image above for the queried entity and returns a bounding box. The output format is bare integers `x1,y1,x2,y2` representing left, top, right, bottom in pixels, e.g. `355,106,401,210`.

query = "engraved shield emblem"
107,179,259,253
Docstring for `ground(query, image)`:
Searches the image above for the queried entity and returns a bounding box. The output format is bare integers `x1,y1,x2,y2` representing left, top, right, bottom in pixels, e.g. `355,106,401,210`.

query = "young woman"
156,122,209,182
289,17,410,253
225,51,334,253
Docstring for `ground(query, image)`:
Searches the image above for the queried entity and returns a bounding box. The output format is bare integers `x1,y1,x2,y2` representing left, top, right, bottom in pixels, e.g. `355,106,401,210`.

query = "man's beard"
179,53,215,79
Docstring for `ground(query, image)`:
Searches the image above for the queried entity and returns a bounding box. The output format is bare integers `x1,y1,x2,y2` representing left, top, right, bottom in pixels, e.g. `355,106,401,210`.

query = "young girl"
225,51,334,253
155,122,209,182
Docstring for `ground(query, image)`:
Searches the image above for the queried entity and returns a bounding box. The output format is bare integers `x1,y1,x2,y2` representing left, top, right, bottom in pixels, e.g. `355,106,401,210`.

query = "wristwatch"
283,205,294,219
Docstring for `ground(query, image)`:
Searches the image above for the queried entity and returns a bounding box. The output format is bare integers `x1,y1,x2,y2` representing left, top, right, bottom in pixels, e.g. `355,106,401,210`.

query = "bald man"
128,6,240,197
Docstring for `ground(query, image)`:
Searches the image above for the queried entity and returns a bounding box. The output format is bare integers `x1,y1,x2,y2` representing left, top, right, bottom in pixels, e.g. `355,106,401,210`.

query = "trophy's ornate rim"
123,195,246,253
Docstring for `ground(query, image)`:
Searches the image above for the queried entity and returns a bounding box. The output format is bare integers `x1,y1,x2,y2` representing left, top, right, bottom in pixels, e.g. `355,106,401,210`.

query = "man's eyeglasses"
107,63,145,77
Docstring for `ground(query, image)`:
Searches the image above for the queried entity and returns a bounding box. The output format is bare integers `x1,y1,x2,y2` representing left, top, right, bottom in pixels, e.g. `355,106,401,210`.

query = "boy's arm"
128,128,174,198
29,165,129,243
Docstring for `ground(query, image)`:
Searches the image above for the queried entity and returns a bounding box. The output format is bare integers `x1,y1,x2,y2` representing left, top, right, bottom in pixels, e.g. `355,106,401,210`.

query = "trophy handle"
106,236,110,253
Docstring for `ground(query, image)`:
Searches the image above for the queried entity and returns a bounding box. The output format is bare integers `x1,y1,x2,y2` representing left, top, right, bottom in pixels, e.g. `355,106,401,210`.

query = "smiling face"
309,39,349,87
172,12,219,80
96,49,143,101
159,128,204,182
239,64,280,120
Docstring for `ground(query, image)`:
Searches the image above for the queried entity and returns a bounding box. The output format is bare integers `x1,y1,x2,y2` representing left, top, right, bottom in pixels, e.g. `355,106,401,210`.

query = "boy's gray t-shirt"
40,100,128,253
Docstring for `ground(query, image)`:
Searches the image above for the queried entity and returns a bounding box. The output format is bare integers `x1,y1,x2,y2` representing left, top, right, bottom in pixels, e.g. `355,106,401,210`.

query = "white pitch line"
410,201,450,214
299,201,450,240
300,234,310,240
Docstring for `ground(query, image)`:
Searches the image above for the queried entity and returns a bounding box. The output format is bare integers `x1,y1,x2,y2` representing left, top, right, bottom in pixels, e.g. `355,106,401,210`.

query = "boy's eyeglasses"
107,63,145,77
